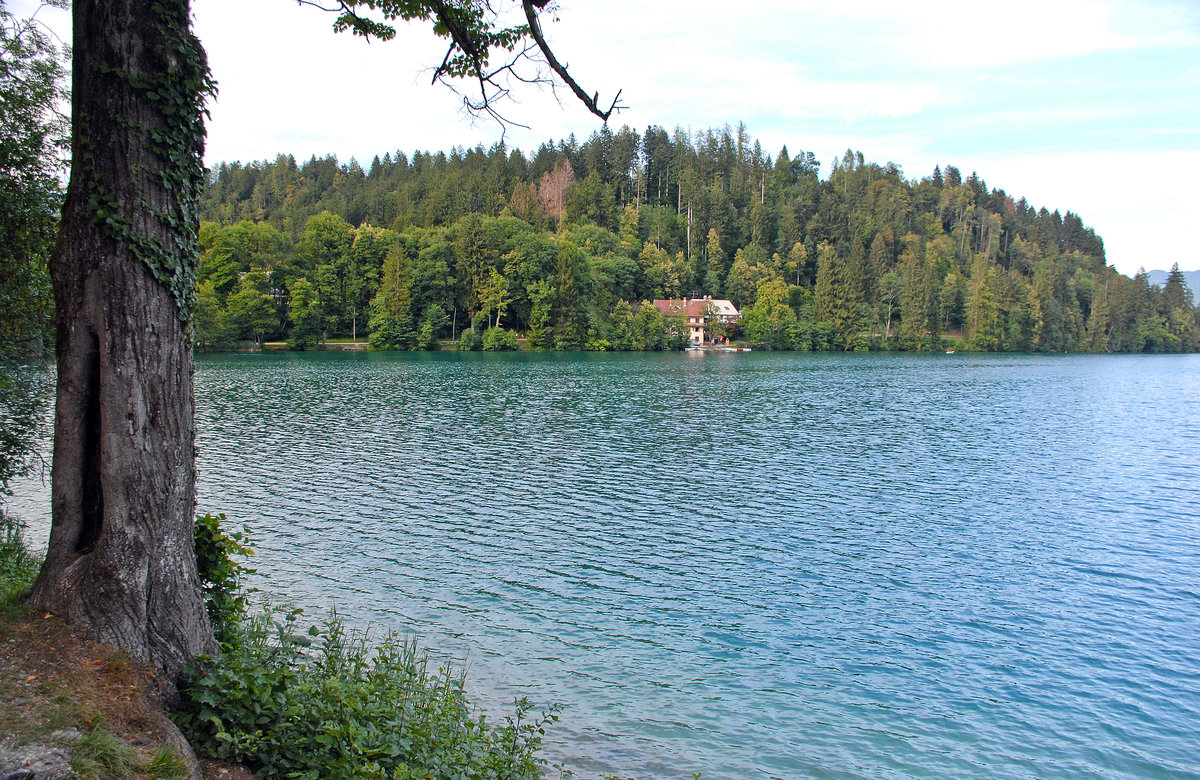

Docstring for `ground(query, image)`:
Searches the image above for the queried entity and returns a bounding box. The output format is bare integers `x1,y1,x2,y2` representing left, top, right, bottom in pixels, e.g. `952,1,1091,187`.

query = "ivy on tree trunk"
29,0,216,685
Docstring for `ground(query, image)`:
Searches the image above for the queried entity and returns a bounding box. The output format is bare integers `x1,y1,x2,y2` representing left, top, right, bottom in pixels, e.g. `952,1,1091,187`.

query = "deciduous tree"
226,270,276,345
743,278,798,349
29,0,217,681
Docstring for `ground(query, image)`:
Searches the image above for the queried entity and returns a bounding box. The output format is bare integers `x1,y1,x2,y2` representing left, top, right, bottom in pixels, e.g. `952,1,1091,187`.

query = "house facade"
649,296,741,345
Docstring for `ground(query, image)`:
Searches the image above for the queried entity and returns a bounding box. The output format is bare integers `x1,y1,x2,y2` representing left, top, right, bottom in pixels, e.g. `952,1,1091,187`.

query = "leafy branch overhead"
297,0,623,126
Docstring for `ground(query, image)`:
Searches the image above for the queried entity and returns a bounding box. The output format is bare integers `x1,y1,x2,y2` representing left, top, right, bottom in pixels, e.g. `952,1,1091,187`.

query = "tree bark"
29,0,215,686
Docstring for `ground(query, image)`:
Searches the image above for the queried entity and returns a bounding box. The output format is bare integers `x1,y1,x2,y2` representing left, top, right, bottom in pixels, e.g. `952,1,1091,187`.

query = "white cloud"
610,58,947,131
8,0,1198,274
775,0,1195,69
832,0,1130,67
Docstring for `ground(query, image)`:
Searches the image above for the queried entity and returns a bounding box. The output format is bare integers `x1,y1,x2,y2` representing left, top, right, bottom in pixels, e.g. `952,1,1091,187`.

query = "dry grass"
0,602,253,780
0,605,154,738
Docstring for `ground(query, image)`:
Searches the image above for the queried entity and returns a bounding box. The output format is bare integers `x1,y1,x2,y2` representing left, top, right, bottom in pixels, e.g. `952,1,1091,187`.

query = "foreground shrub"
175,610,555,780
181,513,556,779
193,513,255,646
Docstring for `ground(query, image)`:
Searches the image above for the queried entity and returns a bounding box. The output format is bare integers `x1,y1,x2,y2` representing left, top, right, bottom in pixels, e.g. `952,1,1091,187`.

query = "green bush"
458,329,482,351
481,327,518,351
368,316,416,351
286,334,319,351
584,337,612,352
193,513,255,646
180,517,556,779
175,608,555,780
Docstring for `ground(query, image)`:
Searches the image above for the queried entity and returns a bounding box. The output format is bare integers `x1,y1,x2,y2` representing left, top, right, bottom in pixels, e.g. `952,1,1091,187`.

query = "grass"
0,509,39,608
0,620,193,780
70,725,179,780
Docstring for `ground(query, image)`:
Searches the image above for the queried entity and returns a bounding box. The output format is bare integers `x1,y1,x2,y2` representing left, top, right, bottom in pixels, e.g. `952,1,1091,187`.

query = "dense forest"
197,123,1200,353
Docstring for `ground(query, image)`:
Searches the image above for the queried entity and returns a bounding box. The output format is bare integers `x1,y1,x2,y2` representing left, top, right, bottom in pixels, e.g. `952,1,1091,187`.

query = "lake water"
9,351,1200,778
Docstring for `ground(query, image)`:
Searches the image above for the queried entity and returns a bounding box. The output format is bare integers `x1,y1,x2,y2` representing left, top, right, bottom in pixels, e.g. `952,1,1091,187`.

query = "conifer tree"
369,245,415,349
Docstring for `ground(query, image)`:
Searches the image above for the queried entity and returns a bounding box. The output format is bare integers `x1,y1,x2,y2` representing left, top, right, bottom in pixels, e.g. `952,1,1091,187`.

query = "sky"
14,0,1200,276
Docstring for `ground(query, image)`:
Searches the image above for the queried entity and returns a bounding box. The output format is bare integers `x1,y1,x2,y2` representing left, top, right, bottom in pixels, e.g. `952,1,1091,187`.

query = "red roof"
649,297,740,319
650,298,712,317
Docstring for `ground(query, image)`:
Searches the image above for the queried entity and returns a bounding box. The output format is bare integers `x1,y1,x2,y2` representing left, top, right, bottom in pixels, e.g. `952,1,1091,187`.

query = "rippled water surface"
9,351,1200,778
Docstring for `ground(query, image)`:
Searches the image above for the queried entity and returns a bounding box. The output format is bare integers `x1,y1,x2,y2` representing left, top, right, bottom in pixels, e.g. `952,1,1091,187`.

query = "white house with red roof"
649,296,740,345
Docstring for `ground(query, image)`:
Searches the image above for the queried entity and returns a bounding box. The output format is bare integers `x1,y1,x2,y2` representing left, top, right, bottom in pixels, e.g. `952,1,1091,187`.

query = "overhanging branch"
305,0,624,127
520,0,623,121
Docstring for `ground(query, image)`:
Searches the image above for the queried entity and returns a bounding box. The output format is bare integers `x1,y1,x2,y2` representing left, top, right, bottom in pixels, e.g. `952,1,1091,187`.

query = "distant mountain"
1147,269,1200,304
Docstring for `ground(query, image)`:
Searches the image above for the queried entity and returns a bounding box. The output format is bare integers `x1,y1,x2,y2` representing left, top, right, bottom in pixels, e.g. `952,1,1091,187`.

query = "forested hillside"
198,124,1200,352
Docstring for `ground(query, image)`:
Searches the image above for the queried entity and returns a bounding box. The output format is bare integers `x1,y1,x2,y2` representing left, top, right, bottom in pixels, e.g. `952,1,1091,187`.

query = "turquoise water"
9,351,1200,777
188,351,1200,778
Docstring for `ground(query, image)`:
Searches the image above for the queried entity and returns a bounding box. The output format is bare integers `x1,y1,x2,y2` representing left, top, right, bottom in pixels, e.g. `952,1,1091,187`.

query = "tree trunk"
29,0,215,686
